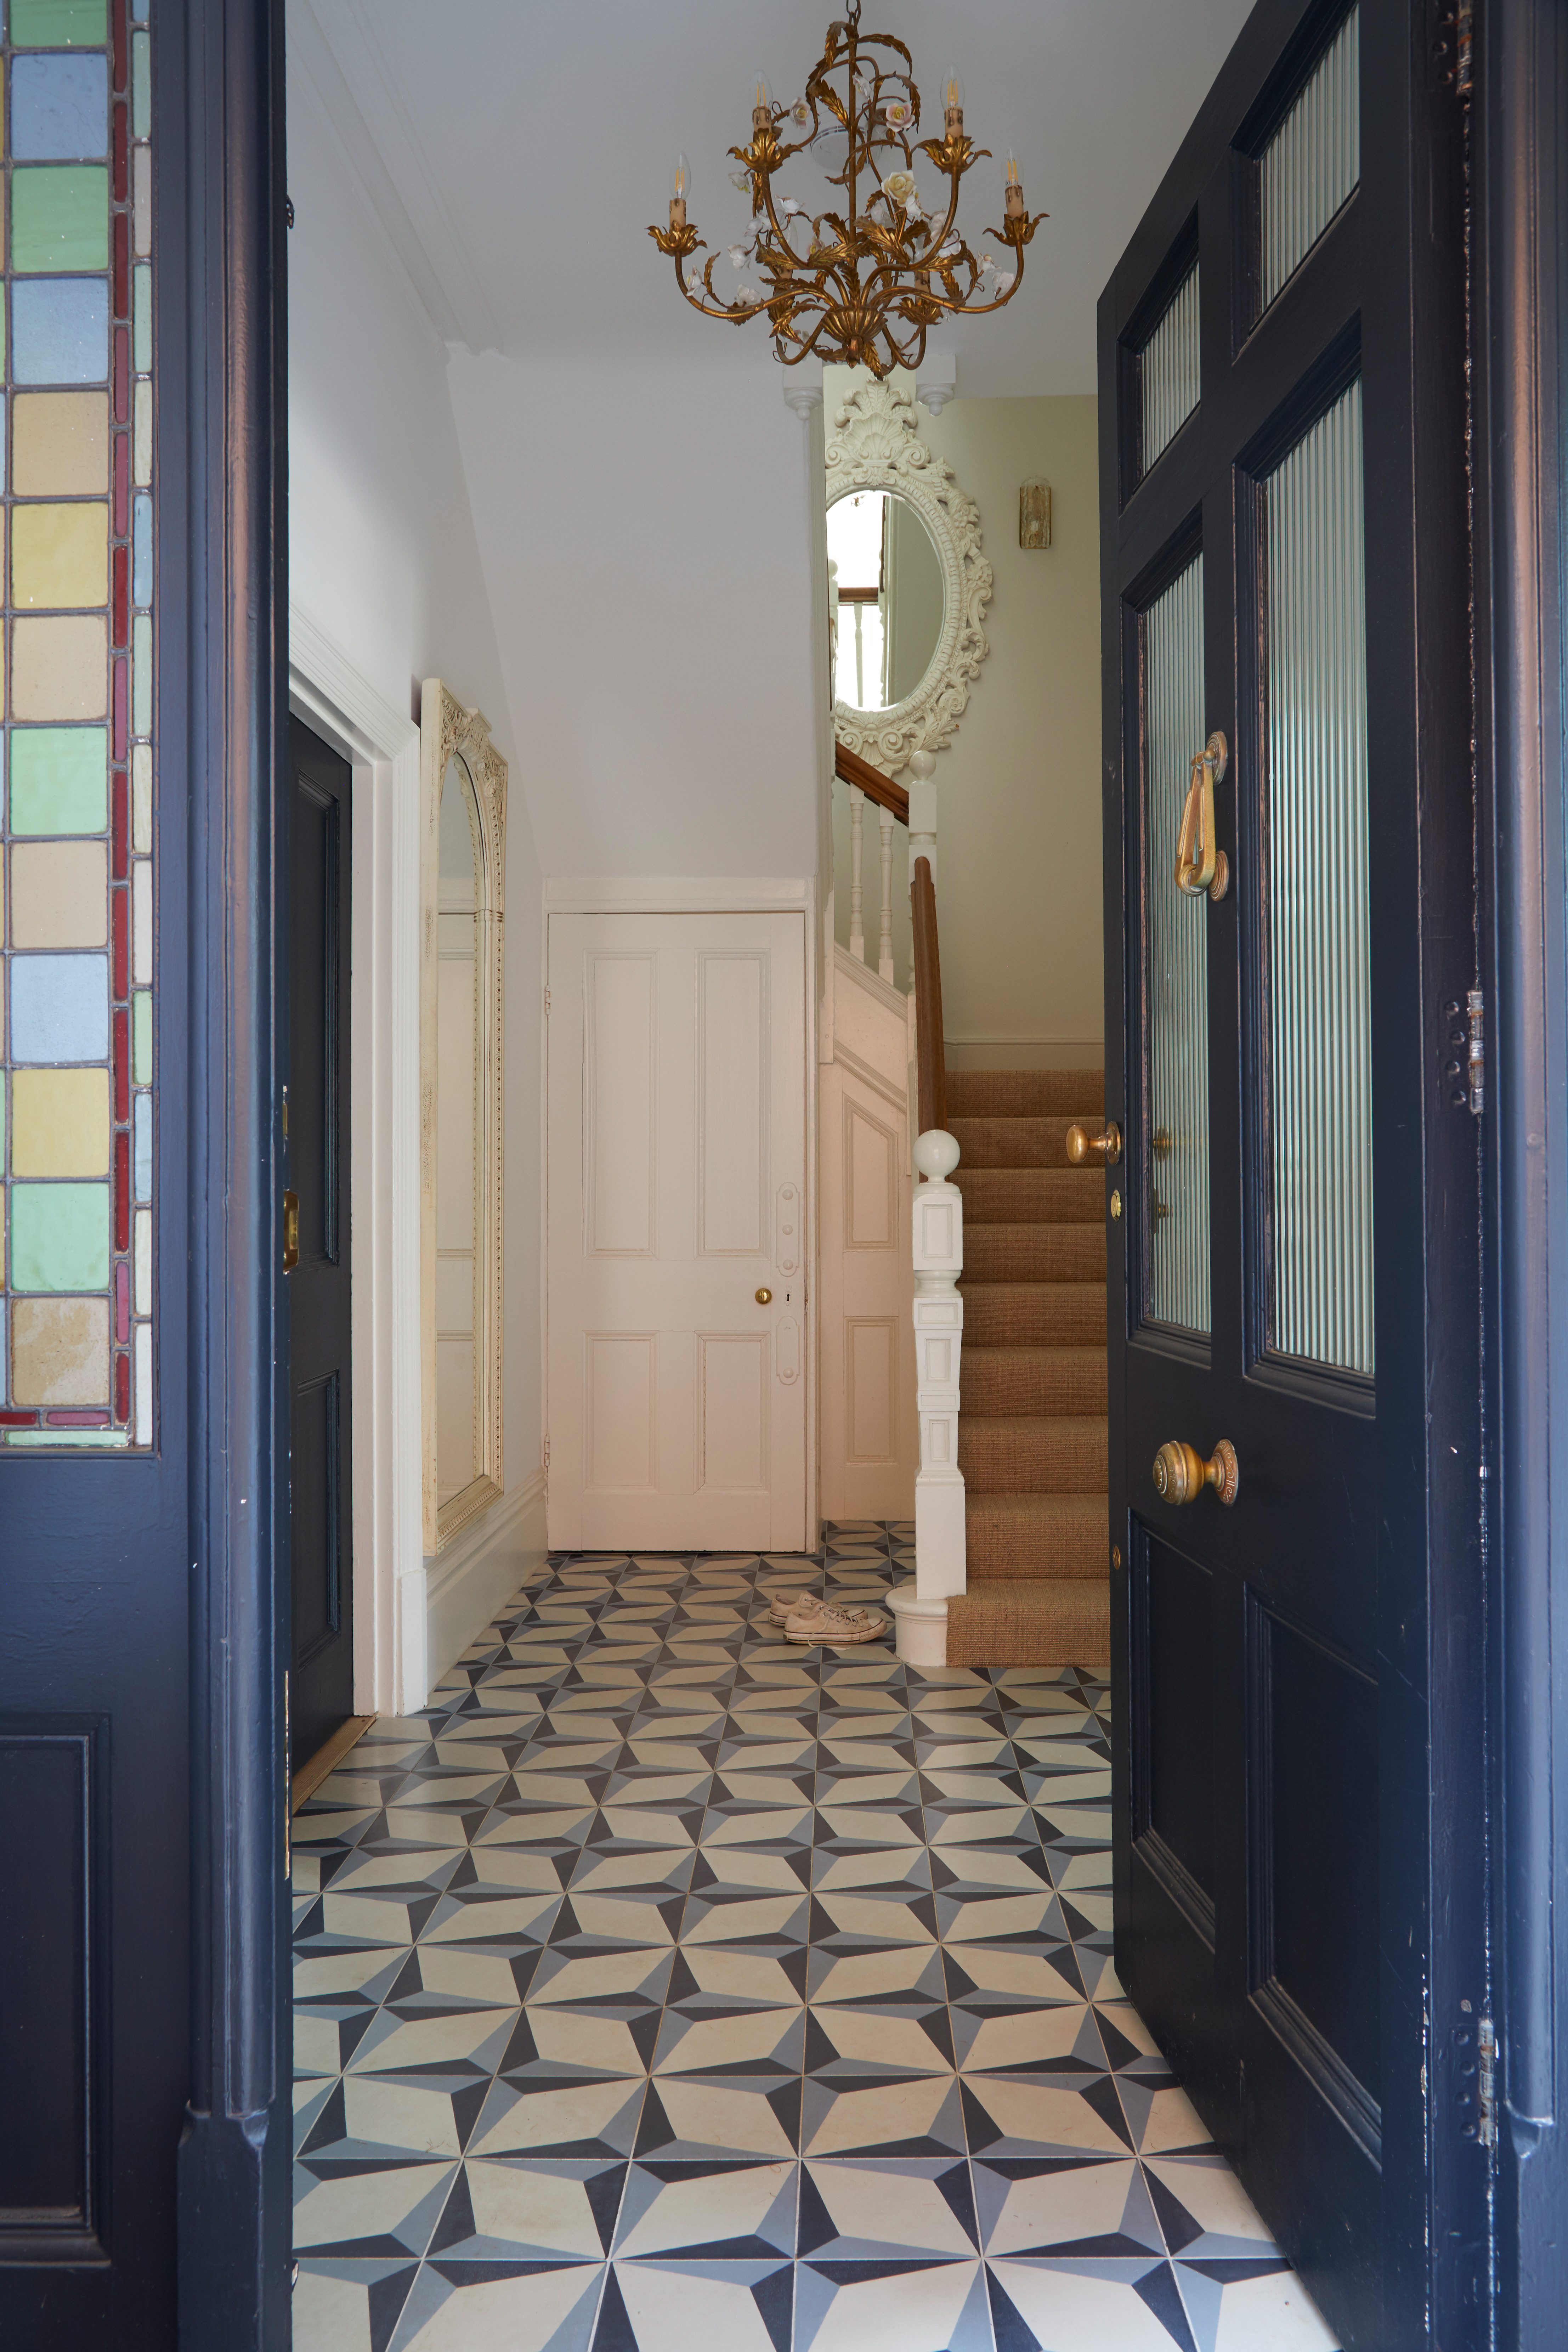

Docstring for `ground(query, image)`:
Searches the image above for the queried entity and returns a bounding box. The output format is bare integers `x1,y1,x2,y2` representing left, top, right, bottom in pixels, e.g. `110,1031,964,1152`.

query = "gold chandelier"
649,0,1042,380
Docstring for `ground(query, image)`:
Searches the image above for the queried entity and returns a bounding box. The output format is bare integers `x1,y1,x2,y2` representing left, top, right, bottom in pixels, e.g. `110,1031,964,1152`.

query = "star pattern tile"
293,1525,1341,2351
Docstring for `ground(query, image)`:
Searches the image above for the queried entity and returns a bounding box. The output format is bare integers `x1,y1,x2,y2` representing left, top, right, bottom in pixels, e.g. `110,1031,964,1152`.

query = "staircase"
943,1066,1111,1667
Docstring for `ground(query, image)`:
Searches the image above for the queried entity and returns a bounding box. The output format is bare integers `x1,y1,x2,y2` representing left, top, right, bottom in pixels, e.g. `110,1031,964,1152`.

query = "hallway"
291,1528,1338,2352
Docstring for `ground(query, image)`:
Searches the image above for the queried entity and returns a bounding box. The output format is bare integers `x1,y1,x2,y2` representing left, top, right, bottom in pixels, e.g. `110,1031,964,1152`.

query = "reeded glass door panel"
1139,265,1200,477
1263,379,1372,1376
1260,4,1359,309
1144,554,1210,1335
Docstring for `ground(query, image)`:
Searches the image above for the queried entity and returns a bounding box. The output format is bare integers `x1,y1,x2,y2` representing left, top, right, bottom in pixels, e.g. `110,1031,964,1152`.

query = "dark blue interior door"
1098,4,1488,2347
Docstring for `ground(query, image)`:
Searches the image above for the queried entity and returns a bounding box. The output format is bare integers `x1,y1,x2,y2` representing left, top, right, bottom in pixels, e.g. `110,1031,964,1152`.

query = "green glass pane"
6,1429,127,1447
10,0,109,47
9,726,108,833
131,30,151,138
132,988,151,1082
11,1180,110,1291
12,166,110,275
133,262,151,371
133,611,151,734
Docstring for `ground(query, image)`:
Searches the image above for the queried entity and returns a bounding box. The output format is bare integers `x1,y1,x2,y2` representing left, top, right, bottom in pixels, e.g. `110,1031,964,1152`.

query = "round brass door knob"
755,1288,772,1305
1066,1121,1122,1166
1153,1437,1239,1508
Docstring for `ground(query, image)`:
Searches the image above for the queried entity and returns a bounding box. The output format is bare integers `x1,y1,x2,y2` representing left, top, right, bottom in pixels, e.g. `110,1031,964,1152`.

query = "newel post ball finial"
914,1129,961,1183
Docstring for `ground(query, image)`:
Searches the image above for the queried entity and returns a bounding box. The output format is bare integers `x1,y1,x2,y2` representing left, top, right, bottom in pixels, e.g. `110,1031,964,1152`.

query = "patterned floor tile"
295,1528,1341,2351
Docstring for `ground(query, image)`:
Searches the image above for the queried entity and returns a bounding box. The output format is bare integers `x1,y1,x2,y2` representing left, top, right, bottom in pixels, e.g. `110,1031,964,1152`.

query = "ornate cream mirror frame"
419,682,507,1553
827,377,993,774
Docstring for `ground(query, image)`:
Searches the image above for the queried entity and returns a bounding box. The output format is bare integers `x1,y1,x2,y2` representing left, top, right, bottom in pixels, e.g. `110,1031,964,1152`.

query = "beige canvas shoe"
783,1596,886,1645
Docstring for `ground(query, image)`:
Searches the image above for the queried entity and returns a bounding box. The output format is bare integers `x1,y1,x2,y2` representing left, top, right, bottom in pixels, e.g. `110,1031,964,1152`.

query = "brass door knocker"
1175,730,1229,901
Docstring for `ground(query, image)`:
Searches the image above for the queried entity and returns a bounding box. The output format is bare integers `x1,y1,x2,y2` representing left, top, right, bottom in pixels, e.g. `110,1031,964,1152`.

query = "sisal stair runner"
944,1066,1111,1668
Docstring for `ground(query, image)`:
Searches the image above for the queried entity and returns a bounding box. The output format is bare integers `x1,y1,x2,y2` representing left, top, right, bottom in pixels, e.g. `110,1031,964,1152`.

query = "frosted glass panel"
1264,380,1372,1375
1140,265,1200,476
1261,6,1359,308
1144,555,1209,1334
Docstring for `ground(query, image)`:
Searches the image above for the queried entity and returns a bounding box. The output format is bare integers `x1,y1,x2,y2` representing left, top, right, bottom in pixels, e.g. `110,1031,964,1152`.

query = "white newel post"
906,747,937,889
848,782,866,963
878,804,895,981
890,1128,965,1665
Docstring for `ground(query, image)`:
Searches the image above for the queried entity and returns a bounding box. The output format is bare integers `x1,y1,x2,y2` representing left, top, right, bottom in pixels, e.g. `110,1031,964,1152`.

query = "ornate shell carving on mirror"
419,681,508,1554
827,378,993,773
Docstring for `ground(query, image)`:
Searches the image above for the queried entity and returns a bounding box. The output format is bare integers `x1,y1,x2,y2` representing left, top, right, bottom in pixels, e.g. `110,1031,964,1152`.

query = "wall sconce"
1019,480,1052,548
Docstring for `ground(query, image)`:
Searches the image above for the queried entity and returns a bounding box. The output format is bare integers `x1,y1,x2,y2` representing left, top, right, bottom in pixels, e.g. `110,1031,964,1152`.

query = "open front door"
1099,4,1487,2346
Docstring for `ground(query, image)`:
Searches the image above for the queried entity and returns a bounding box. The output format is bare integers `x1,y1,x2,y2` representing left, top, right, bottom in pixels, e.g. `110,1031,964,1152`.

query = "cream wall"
828,375,1104,1059
287,48,545,1671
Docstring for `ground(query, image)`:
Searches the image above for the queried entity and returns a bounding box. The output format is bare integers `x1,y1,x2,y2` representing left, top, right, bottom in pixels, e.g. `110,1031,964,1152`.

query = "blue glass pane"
11,55,109,158
134,1092,151,1199
12,277,108,384
132,491,151,605
9,951,109,1061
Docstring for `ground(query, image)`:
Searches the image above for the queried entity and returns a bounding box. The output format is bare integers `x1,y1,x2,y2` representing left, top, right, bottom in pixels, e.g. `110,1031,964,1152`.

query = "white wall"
446,350,822,883
287,51,544,1644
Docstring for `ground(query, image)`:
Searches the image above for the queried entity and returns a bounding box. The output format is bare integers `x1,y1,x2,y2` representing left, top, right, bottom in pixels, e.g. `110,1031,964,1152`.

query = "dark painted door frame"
1479,2,1568,2342
175,0,292,2344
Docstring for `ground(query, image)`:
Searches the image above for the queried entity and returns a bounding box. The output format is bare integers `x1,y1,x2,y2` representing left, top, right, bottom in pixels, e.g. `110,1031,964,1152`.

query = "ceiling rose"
649,0,1043,380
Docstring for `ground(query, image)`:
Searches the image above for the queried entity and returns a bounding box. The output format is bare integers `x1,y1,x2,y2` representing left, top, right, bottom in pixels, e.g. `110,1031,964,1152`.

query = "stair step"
956,1166,1104,1223
963,1345,1108,1417
959,1414,1108,1494
948,1577,1111,1668
946,1068,1105,1118
966,1492,1110,1580
964,1223,1106,1283
950,1115,1106,1170
962,1281,1108,1347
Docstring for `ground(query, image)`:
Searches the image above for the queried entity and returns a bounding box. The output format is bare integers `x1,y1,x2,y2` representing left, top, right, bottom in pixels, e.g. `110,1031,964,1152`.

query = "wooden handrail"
835,739,910,827
911,854,946,1142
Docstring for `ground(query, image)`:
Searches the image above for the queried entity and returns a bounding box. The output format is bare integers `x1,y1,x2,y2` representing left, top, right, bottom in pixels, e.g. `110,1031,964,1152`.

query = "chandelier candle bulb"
753,69,774,132
1004,151,1025,222
941,66,964,135
669,153,692,232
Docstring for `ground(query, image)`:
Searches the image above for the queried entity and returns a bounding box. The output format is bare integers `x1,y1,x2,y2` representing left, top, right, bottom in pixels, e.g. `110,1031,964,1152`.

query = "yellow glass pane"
9,837,107,947
11,1068,111,1177
13,391,109,496
11,1296,110,1410
11,614,107,718
12,499,108,609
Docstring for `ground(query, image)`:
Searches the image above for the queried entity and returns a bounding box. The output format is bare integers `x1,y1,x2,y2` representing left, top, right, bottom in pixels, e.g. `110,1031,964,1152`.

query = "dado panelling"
0,0,155,1447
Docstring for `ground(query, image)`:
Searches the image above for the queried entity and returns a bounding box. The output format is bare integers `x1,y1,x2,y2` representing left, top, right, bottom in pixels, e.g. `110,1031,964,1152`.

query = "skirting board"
944,1040,1105,1070
416,1468,547,1704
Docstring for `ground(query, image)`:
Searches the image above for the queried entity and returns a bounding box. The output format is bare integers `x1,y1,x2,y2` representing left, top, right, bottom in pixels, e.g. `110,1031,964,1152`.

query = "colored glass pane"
1,5,152,1445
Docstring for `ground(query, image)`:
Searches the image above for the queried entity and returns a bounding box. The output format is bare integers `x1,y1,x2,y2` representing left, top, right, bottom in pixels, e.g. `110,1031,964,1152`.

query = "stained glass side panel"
1264,379,1372,1376
1144,554,1210,1335
1,0,154,1448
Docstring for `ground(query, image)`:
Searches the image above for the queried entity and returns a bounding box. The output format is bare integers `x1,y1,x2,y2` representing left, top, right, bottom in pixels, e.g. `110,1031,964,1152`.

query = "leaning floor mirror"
419,682,507,1551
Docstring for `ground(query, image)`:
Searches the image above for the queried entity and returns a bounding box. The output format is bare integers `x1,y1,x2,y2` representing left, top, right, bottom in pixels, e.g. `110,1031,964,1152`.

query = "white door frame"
542,875,820,1551
288,603,426,1716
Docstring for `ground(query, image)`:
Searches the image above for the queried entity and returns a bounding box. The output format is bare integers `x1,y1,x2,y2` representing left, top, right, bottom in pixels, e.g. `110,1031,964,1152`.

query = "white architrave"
420,683,508,1555
827,378,993,773
288,604,426,1718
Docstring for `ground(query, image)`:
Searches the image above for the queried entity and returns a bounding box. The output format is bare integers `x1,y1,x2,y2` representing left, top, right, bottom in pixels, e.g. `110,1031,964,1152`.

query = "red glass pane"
114,1008,130,1122
114,213,129,322
114,430,129,535
115,1353,131,1423
114,657,128,762
112,884,128,999
115,1132,131,1252
113,768,128,880
114,543,128,648
115,328,129,425
114,103,128,204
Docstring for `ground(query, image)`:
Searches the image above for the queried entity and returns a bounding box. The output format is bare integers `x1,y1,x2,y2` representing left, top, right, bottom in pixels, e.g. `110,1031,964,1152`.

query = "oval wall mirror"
826,377,993,773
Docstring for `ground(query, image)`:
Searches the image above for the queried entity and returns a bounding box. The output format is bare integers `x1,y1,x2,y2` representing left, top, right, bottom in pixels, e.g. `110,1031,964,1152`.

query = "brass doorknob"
1066,1121,1121,1166
1153,1437,1239,1507
755,1287,772,1305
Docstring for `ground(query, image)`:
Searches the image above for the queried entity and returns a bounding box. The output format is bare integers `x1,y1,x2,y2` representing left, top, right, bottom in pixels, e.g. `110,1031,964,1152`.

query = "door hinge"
544,986,551,1016
1467,989,1485,1114
543,1436,550,1472
1478,2015,1498,2149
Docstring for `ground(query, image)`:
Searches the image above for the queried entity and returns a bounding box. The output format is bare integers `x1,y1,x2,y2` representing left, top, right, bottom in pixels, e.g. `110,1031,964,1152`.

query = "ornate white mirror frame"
419,681,507,1553
827,377,993,774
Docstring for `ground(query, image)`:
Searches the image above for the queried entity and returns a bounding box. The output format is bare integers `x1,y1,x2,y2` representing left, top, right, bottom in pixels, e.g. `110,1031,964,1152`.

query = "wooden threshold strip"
291,1713,377,1814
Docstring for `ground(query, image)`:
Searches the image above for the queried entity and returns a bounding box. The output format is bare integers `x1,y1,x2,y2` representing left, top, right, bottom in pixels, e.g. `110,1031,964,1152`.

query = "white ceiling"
292,0,1253,395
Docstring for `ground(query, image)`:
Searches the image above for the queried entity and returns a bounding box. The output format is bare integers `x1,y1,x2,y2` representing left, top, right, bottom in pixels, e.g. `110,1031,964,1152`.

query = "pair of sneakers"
767,1589,885,1645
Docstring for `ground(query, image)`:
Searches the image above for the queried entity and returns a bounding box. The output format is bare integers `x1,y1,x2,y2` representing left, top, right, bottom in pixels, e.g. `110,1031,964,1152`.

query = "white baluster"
878,804,895,982
848,782,866,963
889,1127,965,1667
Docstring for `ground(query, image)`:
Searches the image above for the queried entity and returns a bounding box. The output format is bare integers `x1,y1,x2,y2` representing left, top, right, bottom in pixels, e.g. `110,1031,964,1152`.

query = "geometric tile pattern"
0,0,156,1446
293,1524,1341,2351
